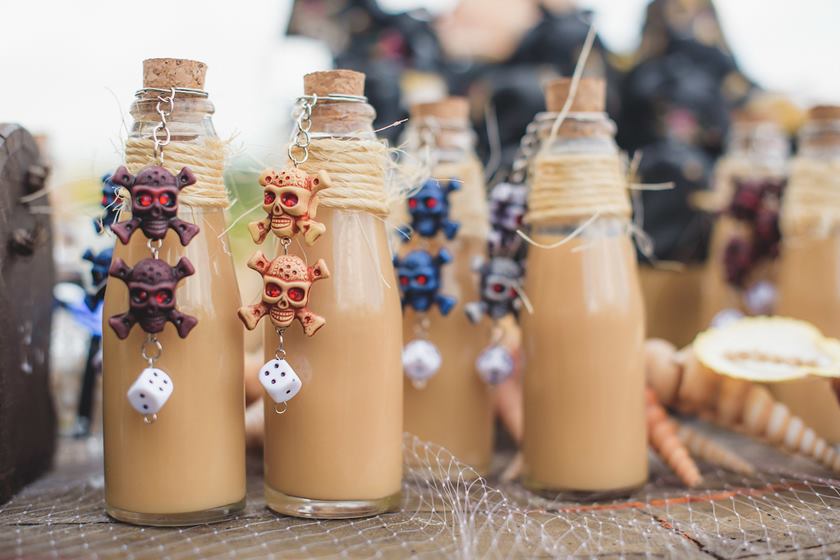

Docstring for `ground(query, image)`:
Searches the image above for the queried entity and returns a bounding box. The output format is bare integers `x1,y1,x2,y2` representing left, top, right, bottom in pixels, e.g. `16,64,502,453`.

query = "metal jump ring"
274,402,288,415
144,414,158,424
141,335,163,362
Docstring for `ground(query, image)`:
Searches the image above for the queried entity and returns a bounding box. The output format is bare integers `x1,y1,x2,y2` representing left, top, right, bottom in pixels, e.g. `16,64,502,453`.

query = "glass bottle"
262,70,403,518
400,97,494,474
102,59,245,525
700,114,789,326
521,78,647,496
773,105,840,443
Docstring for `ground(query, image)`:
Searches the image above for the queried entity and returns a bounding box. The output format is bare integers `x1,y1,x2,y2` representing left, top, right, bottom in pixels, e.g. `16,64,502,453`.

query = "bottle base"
522,477,646,502
265,484,401,519
106,496,246,527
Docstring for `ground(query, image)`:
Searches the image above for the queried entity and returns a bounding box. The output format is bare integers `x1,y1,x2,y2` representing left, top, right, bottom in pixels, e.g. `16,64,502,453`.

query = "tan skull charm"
248,167,331,246
237,251,330,336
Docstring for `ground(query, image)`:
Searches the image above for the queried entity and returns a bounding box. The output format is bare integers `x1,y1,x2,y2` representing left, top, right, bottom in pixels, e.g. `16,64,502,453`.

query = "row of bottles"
101,57,840,526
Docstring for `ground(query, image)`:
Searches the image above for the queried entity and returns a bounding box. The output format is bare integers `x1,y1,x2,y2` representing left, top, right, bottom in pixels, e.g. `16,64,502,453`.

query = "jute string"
781,158,840,238
524,153,631,225
297,138,392,217
123,137,228,208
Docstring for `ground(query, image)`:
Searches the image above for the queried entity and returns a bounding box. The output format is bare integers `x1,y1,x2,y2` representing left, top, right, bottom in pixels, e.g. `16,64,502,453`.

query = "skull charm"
248,167,331,245
109,165,200,246
108,256,198,339
394,249,456,315
82,246,114,311
464,257,524,323
488,181,528,256
238,251,330,336
403,178,460,241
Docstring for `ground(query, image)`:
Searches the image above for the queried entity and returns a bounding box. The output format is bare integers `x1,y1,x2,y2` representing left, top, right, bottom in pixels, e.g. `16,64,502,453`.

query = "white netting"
3,425,840,559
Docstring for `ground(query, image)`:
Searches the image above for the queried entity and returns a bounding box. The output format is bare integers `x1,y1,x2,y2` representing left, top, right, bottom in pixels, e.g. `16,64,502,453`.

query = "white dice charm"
475,345,515,385
259,359,302,409
127,367,173,421
402,339,442,389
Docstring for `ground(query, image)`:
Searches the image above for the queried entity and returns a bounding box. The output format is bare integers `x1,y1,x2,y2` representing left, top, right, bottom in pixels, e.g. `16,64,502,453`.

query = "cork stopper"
143,58,207,89
808,105,840,122
544,77,605,113
410,97,469,122
304,70,365,97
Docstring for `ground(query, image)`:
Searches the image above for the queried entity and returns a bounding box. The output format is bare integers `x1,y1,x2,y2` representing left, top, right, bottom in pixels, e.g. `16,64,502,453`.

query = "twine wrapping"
524,153,631,225
124,137,228,208
297,138,392,217
781,158,840,238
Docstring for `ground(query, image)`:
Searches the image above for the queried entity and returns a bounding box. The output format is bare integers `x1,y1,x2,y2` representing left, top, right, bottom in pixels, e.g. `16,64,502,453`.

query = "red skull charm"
248,167,331,246
110,165,200,246
238,251,330,336
108,256,198,339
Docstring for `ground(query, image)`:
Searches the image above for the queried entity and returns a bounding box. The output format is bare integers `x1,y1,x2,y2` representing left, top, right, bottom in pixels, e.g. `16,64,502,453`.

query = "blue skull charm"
394,249,456,315
405,178,460,241
464,256,523,323
94,172,122,234
82,247,114,311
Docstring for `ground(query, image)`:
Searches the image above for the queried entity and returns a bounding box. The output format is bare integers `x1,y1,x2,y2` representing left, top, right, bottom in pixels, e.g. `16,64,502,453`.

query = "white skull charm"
475,345,515,385
238,251,330,336
248,167,331,246
402,339,442,389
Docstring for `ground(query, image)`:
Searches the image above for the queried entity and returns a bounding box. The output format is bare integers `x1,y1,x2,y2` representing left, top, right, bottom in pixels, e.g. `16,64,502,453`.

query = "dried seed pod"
646,388,703,488
677,423,755,476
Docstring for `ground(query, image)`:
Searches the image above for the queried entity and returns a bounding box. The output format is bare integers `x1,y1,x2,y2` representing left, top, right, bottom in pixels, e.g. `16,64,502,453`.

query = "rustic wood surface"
2,423,840,559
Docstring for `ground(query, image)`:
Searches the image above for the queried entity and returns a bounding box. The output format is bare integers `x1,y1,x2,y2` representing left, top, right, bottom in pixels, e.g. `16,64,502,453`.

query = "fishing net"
3,422,840,559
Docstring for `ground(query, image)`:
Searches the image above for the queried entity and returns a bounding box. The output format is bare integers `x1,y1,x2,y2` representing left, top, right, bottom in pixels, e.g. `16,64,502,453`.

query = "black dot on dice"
274,363,279,368
159,387,163,391
271,379,276,384
264,371,269,376
140,393,145,398
149,379,153,384
153,371,158,376
163,379,168,384
143,404,148,410
286,390,291,394
281,372,286,377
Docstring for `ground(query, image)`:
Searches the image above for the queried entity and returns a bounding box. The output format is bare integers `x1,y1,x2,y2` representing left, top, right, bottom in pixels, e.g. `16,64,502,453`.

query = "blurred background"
1,0,840,438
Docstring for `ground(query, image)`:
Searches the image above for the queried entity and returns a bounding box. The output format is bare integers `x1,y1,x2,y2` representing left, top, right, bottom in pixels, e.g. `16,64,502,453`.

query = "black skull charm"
108,256,198,339
464,257,524,323
110,165,200,246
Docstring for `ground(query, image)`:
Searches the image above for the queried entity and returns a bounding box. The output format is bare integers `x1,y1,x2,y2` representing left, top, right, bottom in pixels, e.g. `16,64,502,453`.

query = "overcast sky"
1,0,838,184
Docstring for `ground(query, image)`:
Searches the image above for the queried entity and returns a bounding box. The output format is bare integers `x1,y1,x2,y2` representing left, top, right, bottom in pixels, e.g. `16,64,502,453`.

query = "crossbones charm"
238,251,330,336
110,165,200,246
108,256,198,339
394,249,456,315
248,167,331,245
404,178,460,241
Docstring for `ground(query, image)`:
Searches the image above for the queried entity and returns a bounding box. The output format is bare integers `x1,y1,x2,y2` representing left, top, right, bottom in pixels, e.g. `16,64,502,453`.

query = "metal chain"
146,238,162,260
274,327,287,361
510,120,539,184
288,94,317,166
152,87,175,165
141,334,163,368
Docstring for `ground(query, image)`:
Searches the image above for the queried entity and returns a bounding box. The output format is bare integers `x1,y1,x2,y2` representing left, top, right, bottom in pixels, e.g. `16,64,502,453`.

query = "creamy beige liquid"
103,209,246,515
640,265,704,347
774,235,840,442
402,236,494,472
402,157,494,472
262,206,404,502
522,223,648,493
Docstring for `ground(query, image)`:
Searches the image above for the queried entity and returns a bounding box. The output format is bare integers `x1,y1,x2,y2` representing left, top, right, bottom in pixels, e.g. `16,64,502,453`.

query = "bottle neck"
535,113,618,156
128,96,217,143
405,120,477,164
309,101,377,140
725,121,789,167
798,119,840,160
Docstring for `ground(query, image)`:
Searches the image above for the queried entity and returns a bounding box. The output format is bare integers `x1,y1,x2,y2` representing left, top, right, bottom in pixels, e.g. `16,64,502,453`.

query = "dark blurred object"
621,0,757,263
637,138,713,261
288,0,442,140
82,247,112,312
94,172,120,234
0,124,56,504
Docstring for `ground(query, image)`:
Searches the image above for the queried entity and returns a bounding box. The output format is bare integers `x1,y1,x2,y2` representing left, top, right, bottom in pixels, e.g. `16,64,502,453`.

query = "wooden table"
2,423,840,559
